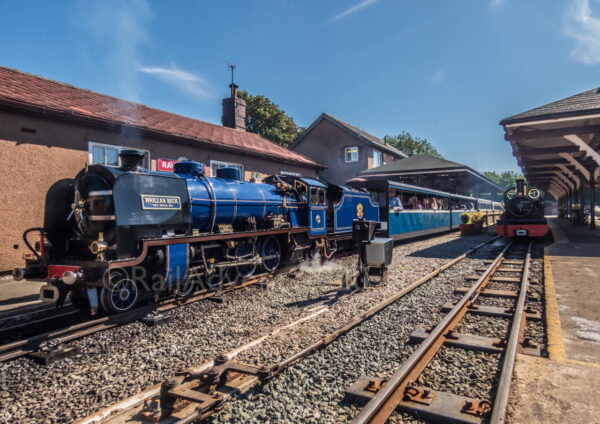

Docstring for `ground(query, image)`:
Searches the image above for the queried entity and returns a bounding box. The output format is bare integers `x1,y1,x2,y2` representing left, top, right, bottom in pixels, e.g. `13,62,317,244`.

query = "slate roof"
500,87,600,125
0,66,322,168
292,113,406,158
359,154,505,192
359,154,465,174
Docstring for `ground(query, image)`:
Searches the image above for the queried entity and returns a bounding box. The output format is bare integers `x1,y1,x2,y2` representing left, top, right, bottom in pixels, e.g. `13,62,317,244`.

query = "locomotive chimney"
222,83,247,131
516,178,525,196
119,149,145,171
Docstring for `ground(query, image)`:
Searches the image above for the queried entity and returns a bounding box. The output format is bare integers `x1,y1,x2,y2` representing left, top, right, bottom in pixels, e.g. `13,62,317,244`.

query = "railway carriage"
350,180,503,240
15,150,378,315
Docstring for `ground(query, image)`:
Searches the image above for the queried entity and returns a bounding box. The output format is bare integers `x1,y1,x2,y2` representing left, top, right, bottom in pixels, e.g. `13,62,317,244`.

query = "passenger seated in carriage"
390,190,403,212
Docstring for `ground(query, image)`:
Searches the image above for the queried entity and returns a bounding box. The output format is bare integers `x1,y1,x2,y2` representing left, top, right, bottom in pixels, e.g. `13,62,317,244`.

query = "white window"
210,160,244,178
88,142,150,168
280,170,301,177
373,150,383,168
345,146,359,163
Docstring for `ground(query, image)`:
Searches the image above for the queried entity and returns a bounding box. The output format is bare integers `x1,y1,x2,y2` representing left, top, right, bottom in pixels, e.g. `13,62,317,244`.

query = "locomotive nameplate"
141,194,182,210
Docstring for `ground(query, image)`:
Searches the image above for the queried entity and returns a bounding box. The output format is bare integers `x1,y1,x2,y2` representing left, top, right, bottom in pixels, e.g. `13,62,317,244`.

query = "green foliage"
461,212,485,224
383,132,442,158
238,90,302,148
460,213,471,224
482,171,524,189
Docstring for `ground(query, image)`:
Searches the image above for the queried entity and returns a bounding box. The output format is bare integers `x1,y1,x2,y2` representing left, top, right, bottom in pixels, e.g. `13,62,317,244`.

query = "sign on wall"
157,158,177,172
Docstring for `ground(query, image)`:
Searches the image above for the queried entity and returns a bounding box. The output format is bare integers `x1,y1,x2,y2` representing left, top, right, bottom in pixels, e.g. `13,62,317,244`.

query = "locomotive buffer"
352,219,393,288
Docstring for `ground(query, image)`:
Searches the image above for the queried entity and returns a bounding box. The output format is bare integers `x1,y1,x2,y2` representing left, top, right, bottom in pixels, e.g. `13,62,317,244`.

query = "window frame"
373,150,383,168
88,141,150,168
344,146,359,163
210,160,244,178
280,170,301,177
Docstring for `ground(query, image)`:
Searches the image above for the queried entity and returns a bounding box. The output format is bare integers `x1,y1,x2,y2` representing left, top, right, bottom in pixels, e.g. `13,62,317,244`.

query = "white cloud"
430,69,447,86
139,65,213,99
75,0,152,101
565,0,600,64
329,0,379,23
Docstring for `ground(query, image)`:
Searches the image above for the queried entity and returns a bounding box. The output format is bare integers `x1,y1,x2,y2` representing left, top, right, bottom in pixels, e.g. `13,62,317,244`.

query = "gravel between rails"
208,240,501,424
0,231,495,424
389,241,547,424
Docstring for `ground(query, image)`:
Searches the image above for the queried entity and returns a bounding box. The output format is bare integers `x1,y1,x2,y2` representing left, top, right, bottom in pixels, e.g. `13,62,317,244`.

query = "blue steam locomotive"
15,150,379,314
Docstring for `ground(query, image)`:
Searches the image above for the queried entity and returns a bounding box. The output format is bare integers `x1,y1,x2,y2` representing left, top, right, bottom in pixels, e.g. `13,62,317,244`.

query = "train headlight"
528,189,541,200
62,270,81,285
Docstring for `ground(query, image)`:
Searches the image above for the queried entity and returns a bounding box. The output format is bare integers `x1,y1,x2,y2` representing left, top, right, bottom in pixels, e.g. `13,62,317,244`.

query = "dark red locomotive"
496,178,548,237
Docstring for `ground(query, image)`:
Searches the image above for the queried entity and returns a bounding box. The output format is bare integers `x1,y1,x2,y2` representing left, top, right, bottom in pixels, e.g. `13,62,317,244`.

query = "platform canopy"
357,154,504,199
501,87,600,227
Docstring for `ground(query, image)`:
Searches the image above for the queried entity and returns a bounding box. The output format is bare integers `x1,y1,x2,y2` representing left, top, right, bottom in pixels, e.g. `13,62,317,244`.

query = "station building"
291,113,406,185
0,66,323,272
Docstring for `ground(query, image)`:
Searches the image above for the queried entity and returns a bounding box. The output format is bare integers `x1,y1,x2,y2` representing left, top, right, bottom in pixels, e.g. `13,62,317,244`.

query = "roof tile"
0,66,321,168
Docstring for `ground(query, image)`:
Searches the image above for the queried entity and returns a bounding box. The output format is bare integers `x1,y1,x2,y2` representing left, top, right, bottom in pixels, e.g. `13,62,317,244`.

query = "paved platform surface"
510,217,600,424
0,275,44,312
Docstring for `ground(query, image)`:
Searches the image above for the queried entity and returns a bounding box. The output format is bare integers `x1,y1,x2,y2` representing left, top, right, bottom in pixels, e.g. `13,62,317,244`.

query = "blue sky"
1,0,600,172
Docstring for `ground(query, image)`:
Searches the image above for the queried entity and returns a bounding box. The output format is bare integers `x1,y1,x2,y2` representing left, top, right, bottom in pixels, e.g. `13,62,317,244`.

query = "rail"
352,240,534,424
75,235,500,424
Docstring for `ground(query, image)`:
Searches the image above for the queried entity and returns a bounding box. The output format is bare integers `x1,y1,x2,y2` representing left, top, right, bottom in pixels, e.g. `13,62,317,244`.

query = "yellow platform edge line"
543,246,567,362
544,235,600,368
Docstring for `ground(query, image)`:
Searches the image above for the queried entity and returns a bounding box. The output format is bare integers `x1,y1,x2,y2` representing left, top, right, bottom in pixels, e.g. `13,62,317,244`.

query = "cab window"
311,187,320,205
295,181,308,203
318,188,326,205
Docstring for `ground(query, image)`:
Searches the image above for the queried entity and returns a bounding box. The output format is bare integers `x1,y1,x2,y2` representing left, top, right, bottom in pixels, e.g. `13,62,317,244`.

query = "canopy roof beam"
563,134,600,168
556,164,581,189
558,152,591,182
505,125,600,141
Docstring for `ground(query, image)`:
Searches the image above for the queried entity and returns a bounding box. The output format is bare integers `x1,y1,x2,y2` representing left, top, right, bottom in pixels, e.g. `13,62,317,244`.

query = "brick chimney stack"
222,83,246,131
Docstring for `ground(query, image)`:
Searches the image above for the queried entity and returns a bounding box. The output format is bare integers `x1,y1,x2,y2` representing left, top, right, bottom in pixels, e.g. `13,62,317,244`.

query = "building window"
373,150,383,168
88,142,150,168
345,147,359,163
210,160,244,178
280,170,301,177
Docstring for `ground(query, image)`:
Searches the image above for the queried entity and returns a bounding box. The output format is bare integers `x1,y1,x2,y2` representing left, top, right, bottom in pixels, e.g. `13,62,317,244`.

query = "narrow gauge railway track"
74,236,499,424
0,269,285,364
351,240,537,424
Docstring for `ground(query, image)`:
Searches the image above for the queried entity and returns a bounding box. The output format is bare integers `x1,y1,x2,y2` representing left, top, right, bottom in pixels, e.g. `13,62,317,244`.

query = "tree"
482,170,524,189
238,90,302,148
383,132,442,158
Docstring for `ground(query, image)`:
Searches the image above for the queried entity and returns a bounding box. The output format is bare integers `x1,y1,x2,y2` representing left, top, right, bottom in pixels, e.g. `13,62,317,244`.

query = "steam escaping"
299,253,341,274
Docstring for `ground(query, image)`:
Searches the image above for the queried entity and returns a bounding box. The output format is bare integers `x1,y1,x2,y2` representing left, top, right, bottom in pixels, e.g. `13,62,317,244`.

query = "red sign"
157,158,177,172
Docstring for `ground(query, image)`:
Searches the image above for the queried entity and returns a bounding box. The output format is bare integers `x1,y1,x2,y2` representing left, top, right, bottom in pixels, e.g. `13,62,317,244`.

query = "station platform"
510,217,600,424
0,275,44,312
